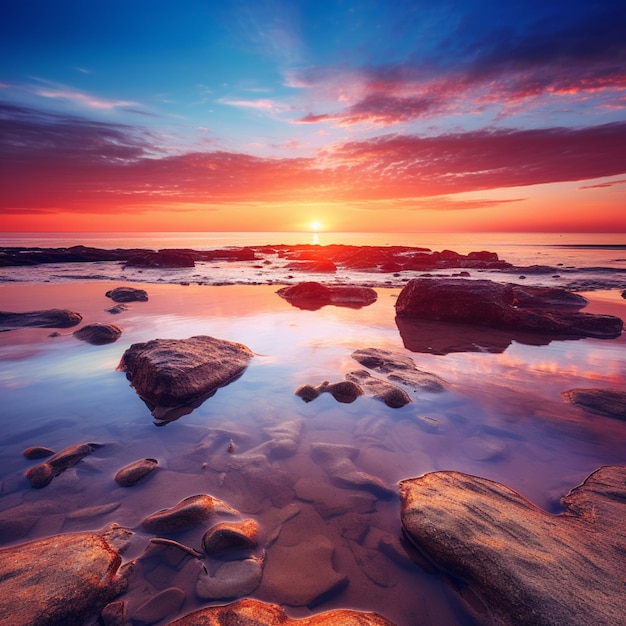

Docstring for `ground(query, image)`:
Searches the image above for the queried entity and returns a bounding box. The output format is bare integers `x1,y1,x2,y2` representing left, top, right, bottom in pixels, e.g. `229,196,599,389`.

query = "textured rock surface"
277,282,377,310
118,335,254,420
73,323,122,345
395,278,623,338
168,598,395,625
25,442,102,488
201,519,259,554
114,458,158,487
0,309,82,329
105,286,149,302
400,466,626,626
295,379,364,404
561,387,626,420
346,370,412,408
195,558,263,600
0,529,129,626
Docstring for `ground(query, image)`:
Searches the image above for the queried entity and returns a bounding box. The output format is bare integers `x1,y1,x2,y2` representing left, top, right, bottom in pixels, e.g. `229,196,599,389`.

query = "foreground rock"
561,388,626,420
277,282,377,310
118,335,254,421
73,323,122,345
400,466,626,626
0,527,130,626
169,598,394,625
396,278,623,339
0,309,82,329
25,442,102,488
105,286,149,302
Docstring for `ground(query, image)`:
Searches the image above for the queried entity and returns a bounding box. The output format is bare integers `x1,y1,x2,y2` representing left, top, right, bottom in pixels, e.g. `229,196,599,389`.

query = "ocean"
1,231,625,625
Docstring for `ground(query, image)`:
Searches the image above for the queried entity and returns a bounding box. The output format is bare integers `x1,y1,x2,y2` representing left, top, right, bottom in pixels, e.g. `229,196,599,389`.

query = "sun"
310,220,322,232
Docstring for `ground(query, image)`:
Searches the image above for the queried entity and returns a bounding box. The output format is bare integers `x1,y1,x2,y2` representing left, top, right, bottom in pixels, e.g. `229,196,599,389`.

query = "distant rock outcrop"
400,466,626,626
0,309,82,329
118,335,254,421
395,278,623,338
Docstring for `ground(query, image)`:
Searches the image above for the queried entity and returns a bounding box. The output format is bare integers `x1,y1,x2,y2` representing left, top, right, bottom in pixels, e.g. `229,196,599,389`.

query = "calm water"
0,233,625,625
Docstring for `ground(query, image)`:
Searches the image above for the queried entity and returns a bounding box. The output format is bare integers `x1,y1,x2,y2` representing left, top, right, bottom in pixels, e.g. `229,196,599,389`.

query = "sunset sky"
1,0,625,233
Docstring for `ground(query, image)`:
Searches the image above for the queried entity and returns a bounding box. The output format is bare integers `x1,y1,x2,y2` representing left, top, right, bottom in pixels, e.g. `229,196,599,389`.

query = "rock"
0,505,40,544
195,558,263,600
73,323,122,345
310,443,395,499
286,260,337,273
277,282,377,310
395,278,623,339
561,388,626,420
0,530,129,626
118,335,254,421
105,286,149,302
0,309,82,329
25,442,102,488
346,370,412,408
106,303,128,314
168,598,395,625
66,502,121,520
141,494,238,534
101,600,127,626
125,250,195,268
400,466,626,626
133,587,186,624
114,458,159,487
259,535,348,607
295,380,364,404
22,445,55,459
351,348,447,392
201,519,259,554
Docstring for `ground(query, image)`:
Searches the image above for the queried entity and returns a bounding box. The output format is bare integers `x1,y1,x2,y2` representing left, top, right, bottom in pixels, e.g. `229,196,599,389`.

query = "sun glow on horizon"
310,221,322,232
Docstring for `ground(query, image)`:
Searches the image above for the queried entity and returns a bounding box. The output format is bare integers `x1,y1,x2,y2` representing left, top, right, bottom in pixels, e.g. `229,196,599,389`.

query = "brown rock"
125,250,195,268
168,598,395,625
22,446,55,459
114,458,158,487
561,388,626,420
118,335,254,421
346,370,412,408
0,309,82,329
0,530,129,626
25,442,102,488
295,379,364,404
400,466,626,626
73,323,122,345
277,282,377,310
195,558,263,600
141,494,238,534
201,519,259,554
105,286,149,302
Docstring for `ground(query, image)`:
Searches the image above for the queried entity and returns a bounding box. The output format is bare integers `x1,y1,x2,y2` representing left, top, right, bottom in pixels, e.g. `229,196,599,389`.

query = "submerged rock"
22,445,55,460
400,466,626,626
395,278,623,339
25,442,102,488
295,380,364,404
73,323,122,345
561,388,626,420
195,558,263,600
346,370,412,408
0,309,82,329
105,286,149,302
277,282,377,310
114,458,158,487
201,519,259,554
0,528,129,626
168,598,395,625
118,335,254,421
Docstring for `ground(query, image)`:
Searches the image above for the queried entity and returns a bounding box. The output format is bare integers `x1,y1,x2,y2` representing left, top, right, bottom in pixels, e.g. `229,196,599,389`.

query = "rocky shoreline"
0,265,625,625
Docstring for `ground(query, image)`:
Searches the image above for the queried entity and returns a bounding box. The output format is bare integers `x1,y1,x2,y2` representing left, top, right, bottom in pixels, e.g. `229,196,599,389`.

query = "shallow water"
0,281,625,625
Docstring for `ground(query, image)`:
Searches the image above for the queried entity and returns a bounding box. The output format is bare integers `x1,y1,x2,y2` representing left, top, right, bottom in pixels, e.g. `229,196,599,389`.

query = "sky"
1,0,625,233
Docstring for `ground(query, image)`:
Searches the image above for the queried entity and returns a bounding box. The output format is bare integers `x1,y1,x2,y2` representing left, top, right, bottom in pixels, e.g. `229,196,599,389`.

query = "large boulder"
0,527,130,626
395,278,623,339
118,335,254,421
277,282,377,310
0,309,82,329
400,466,626,626
168,598,394,625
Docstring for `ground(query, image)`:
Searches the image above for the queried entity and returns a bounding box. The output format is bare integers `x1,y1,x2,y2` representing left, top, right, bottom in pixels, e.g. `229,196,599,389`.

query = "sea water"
0,233,625,625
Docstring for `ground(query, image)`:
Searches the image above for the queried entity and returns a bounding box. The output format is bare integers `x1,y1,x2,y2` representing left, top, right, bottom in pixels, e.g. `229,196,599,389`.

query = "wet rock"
106,303,128,314
101,600,127,626
310,443,395,499
73,323,122,345
346,370,412,408
396,278,623,339
105,286,149,302
25,442,102,488
351,348,447,392
561,388,626,420
259,535,348,607
168,598,395,625
0,505,40,544
294,478,376,519
114,458,159,487
201,519,259,554
125,250,195,268
66,502,121,520
0,529,129,626
286,260,337,273
141,494,238,534
277,282,377,310
0,309,82,329
348,541,396,588
400,466,626,626
22,445,55,459
133,587,186,624
195,557,263,600
295,379,364,404
118,335,254,421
